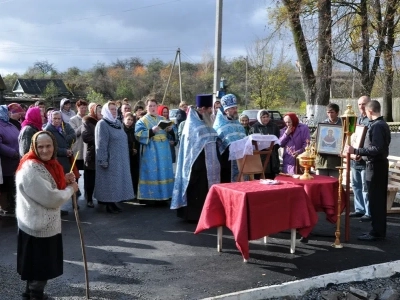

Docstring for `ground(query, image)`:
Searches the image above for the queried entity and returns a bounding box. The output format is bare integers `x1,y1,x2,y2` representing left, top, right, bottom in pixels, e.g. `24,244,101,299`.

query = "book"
157,120,174,130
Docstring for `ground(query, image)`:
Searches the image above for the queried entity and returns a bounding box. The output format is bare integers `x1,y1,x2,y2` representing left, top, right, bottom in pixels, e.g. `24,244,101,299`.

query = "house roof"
0,75,6,91
12,79,71,96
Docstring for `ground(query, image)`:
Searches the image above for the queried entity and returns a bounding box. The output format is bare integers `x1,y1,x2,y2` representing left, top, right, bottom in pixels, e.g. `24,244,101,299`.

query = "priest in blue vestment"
213,94,246,182
170,94,221,221
135,97,174,202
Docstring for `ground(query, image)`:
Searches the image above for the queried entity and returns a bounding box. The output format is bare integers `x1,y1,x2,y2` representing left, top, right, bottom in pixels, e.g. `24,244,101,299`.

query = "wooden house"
12,78,72,98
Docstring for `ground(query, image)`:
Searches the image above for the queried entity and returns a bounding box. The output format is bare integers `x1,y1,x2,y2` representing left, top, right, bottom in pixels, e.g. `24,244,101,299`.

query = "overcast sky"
0,0,295,75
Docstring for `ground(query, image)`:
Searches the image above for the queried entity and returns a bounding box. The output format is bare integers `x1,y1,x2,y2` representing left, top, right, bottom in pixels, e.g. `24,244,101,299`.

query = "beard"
201,111,214,128
227,112,239,120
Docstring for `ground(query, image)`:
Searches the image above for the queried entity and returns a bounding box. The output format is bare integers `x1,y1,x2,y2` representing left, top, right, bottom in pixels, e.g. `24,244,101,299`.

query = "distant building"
12,78,72,98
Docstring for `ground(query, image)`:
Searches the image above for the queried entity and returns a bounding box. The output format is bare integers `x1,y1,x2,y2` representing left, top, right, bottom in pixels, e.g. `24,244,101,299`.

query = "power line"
1,0,192,33
181,50,197,64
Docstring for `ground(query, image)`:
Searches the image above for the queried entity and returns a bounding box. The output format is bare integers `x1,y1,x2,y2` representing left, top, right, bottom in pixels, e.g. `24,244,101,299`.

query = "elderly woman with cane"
16,131,78,300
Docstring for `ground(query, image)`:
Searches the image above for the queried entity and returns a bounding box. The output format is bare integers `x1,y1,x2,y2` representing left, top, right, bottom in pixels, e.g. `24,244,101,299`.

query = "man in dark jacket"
176,101,188,126
347,100,391,241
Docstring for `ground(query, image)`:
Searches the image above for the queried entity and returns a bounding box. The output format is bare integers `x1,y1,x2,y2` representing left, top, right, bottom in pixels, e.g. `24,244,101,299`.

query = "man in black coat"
176,101,188,126
347,100,391,241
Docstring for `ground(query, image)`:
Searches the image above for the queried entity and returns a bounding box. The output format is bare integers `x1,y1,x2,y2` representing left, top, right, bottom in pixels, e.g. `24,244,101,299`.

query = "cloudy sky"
0,0,293,75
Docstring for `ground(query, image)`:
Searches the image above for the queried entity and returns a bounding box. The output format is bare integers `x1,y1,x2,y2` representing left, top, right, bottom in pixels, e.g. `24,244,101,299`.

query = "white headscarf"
257,110,269,125
101,102,117,123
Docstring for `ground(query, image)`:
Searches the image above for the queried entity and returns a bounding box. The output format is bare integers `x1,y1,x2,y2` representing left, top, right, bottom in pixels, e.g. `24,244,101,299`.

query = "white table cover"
229,134,279,161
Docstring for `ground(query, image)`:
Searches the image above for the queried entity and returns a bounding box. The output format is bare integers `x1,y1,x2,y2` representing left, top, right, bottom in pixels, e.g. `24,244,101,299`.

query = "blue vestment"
213,110,246,181
213,110,246,154
135,114,174,200
170,108,220,209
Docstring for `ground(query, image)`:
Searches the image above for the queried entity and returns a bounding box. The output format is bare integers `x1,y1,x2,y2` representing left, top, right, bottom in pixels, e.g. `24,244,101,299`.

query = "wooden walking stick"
70,152,90,299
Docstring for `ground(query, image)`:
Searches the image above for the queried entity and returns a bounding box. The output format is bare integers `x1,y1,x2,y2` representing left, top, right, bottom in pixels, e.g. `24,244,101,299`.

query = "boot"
30,290,49,300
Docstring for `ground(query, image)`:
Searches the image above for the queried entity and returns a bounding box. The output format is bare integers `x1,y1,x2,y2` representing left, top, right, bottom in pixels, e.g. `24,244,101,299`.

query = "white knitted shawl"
16,160,74,238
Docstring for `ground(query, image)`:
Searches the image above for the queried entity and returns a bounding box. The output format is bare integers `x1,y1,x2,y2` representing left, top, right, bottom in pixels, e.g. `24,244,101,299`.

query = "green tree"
2,73,19,93
86,88,106,104
115,80,135,100
248,39,291,109
42,81,59,107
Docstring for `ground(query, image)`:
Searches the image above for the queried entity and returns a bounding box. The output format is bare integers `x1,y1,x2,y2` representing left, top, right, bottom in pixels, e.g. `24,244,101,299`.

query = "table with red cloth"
195,181,318,260
275,174,345,223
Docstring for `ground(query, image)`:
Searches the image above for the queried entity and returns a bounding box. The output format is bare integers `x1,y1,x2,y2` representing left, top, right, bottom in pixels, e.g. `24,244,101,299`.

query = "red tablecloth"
195,181,318,260
275,175,346,223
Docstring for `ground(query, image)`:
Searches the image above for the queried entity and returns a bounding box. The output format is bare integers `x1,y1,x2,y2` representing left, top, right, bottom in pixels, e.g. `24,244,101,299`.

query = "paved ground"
1,193,400,300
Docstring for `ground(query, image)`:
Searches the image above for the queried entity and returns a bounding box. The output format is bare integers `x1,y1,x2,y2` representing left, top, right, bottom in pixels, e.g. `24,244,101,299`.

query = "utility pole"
162,48,182,105
213,0,223,103
245,56,248,109
177,48,183,103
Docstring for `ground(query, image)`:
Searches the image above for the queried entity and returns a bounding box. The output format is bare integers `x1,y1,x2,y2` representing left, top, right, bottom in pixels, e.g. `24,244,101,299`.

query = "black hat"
196,94,213,108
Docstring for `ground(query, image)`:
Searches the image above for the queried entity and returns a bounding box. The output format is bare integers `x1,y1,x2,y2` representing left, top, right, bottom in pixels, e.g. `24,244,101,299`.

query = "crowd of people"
0,93,391,299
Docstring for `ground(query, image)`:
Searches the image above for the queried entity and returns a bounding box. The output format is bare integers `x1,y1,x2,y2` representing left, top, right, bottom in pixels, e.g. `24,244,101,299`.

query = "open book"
157,120,174,130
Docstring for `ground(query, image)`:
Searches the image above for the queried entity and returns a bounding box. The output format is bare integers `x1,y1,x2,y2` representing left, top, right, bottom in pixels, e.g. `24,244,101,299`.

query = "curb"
203,260,400,300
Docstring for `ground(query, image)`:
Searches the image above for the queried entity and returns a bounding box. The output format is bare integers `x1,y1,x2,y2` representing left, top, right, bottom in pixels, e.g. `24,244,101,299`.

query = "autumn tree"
246,38,292,109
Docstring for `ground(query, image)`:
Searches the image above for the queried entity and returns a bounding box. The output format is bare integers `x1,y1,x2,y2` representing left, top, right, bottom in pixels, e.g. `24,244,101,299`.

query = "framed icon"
316,123,344,155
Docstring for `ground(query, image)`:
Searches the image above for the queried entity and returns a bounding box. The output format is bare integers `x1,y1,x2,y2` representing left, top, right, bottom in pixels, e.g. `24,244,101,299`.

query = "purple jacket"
0,121,20,176
279,123,310,174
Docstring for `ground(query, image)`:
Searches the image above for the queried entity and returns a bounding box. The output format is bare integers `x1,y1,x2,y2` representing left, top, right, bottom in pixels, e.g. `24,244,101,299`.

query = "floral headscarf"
48,110,63,133
89,104,102,120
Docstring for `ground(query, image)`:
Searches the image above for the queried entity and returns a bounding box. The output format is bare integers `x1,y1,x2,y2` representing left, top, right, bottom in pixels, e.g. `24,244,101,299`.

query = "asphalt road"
1,193,400,300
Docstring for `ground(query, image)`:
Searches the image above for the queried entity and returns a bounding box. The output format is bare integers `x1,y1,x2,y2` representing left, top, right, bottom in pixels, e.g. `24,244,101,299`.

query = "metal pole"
177,48,183,103
245,56,248,109
213,0,223,103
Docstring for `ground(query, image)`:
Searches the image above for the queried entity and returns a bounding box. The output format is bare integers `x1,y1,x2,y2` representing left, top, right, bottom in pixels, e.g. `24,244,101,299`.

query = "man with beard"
171,94,221,221
213,94,246,182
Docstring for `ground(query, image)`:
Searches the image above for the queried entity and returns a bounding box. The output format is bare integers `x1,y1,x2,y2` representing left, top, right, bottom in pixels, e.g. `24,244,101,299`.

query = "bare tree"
33,60,57,78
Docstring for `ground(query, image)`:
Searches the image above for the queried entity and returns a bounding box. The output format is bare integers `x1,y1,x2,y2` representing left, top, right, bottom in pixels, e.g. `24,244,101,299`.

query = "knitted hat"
195,94,213,108
7,103,24,114
221,94,237,110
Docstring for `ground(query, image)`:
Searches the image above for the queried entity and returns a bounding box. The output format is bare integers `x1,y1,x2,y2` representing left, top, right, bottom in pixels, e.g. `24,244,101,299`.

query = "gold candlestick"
332,167,344,248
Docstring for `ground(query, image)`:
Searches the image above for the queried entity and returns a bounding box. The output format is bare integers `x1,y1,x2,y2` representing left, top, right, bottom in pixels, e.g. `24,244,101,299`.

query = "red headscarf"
157,105,169,119
17,131,66,190
21,107,43,130
284,112,299,134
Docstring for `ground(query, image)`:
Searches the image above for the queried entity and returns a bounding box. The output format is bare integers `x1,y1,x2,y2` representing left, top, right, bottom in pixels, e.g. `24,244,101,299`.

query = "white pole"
177,48,183,103
245,56,248,109
213,0,223,103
